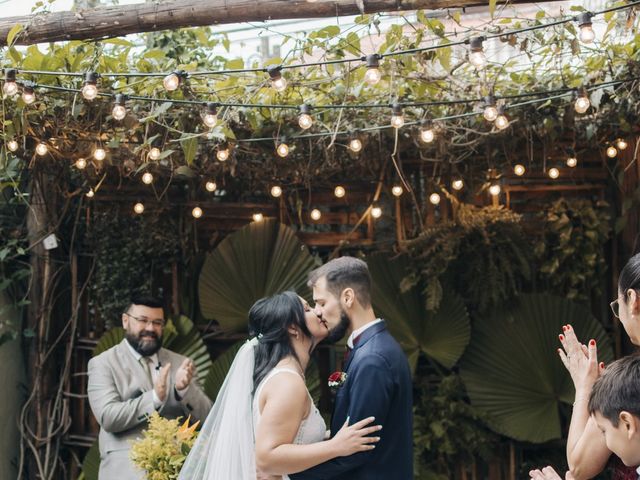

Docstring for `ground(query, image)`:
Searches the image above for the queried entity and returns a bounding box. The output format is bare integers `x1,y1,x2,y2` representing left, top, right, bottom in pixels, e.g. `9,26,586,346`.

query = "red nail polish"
562,325,567,332
600,362,605,369
557,348,562,354
567,325,572,331
559,334,564,341
589,339,596,346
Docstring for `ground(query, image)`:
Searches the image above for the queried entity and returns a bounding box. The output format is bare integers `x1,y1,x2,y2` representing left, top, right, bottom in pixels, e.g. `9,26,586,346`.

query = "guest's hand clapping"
529,466,575,480
557,324,604,397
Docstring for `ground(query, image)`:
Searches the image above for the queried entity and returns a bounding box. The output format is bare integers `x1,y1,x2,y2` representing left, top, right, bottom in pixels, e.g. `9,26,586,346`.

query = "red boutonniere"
328,371,347,390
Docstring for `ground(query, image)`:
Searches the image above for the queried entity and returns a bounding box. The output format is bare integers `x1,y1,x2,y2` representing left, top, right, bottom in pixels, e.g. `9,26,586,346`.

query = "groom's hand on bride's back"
329,416,382,457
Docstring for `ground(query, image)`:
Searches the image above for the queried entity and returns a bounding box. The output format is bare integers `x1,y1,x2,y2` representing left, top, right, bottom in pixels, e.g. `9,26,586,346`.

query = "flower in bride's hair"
328,371,347,390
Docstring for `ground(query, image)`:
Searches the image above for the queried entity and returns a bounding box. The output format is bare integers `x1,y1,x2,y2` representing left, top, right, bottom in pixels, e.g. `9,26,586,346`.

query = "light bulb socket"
420,119,433,129
364,54,381,69
206,102,218,115
114,93,126,105
575,12,594,28
469,36,486,52
22,84,35,96
267,65,283,80
391,103,403,116
484,95,496,107
84,71,99,85
299,103,312,115
4,68,16,82
576,87,589,99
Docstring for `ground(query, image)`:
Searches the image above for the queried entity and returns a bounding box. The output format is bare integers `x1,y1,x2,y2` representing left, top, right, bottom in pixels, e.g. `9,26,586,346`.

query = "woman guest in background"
532,253,640,480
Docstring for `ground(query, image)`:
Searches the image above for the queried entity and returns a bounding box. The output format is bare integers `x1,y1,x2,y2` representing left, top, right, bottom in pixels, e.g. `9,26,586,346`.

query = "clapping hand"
175,358,195,391
154,363,171,402
557,324,604,396
529,466,575,480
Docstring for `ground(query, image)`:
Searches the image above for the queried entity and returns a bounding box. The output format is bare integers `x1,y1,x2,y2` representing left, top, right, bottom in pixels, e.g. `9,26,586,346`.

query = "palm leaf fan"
458,293,614,443
367,253,471,372
198,219,317,332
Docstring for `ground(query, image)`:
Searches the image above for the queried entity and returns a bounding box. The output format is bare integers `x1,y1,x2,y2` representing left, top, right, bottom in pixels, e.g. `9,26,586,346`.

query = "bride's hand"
558,324,604,396
330,416,381,457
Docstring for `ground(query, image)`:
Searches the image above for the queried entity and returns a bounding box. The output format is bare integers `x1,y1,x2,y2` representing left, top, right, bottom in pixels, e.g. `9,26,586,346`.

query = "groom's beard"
325,309,351,344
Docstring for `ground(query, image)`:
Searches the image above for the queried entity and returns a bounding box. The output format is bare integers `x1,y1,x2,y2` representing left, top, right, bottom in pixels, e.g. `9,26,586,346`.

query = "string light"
81,72,99,101
141,172,154,185
334,186,346,198
134,202,145,214
310,208,322,221
548,167,560,179
429,193,441,205
21,85,36,104
348,137,363,153
468,36,487,69
514,164,526,176
148,147,161,161
364,54,382,85
86,189,95,198
36,142,48,156
203,102,218,128
452,179,464,191
6,139,18,152
483,96,498,122
489,184,501,196
392,185,404,197
371,206,382,218
75,158,87,169
390,103,404,129
298,104,313,130
93,147,106,161
576,12,595,44
420,120,435,143
217,145,230,161
205,181,217,192
267,65,287,92
253,212,264,222
616,138,628,150
494,106,510,130
270,185,282,198
163,71,184,91
575,88,591,114
606,145,618,158
192,206,203,218
112,93,127,120
2,69,17,96
276,140,290,158
566,156,578,167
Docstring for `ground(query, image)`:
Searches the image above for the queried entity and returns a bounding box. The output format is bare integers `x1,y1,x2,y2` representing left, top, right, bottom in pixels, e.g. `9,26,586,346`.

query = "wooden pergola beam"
0,0,528,47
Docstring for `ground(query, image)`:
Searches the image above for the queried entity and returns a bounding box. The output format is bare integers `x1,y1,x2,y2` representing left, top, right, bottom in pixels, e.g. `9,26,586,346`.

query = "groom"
290,256,413,479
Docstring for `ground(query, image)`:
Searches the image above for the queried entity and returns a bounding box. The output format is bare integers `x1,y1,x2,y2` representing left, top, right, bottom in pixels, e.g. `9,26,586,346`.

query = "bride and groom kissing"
179,256,413,479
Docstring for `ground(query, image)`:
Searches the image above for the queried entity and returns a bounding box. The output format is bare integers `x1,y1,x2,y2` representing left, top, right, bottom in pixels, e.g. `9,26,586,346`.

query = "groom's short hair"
308,256,372,307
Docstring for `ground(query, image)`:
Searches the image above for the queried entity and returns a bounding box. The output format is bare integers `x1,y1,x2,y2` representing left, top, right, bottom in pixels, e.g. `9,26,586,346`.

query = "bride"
178,291,381,479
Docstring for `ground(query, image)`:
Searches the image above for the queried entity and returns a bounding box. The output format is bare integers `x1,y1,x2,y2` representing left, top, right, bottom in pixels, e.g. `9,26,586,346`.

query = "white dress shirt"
347,318,383,349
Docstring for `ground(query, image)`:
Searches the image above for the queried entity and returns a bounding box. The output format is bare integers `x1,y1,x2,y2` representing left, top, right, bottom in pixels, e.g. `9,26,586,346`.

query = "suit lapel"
343,321,387,372
117,339,153,391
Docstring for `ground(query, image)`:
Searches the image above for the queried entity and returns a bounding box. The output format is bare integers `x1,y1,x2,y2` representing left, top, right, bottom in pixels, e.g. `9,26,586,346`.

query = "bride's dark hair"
248,291,312,394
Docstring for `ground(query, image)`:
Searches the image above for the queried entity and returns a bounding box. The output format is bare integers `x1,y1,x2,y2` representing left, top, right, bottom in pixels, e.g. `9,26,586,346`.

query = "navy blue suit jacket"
290,320,413,479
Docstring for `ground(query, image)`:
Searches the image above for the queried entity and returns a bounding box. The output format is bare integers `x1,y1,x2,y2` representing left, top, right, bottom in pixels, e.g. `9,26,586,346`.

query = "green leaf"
6,24,23,47
489,0,497,18
180,137,198,165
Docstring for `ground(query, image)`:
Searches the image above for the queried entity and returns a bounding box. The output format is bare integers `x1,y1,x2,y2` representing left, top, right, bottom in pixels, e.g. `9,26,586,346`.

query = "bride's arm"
255,374,379,476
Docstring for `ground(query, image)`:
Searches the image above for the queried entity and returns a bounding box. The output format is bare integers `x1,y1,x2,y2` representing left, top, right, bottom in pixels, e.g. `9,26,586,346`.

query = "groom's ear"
341,288,355,309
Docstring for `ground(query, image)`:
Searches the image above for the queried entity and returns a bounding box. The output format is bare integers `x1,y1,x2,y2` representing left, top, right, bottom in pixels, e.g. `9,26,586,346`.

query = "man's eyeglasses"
610,298,620,319
126,313,165,328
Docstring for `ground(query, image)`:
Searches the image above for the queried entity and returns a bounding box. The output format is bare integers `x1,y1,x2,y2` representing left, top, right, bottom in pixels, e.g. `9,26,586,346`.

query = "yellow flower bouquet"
130,412,199,480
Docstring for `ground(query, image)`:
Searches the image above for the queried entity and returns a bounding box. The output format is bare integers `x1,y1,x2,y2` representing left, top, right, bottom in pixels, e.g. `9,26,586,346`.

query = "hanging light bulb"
6,139,18,152
163,71,184,91
420,120,435,143
203,102,218,129
452,179,464,191
112,94,127,120
310,208,322,221
141,172,154,185
483,95,498,122
134,202,145,214
494,106,510,130
514,164,526,176
21,85,36,105
576,12,595,44
270,185,283,198
392,185,404,197
298,104,313,130
35,142,48,156
267,65,287,92
364,54,382,85
205,181,217,192
334,186,346,198
253,212,264,222
616,138,628,150
2,69,18,96
276,140,290,158
192,206,203,218
468,36,487,69
148,147,161,161
429,193,441,205
390,103,404,129
81,72,99,101
607,145,618,158
566,156,578,168
548,167,560,179
489,184,501,196
216,145,230,162
348,137,363,153
93,147,106,161
371,206,382,218
575,88,591,114
86,188,95,198
75,158,87,169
